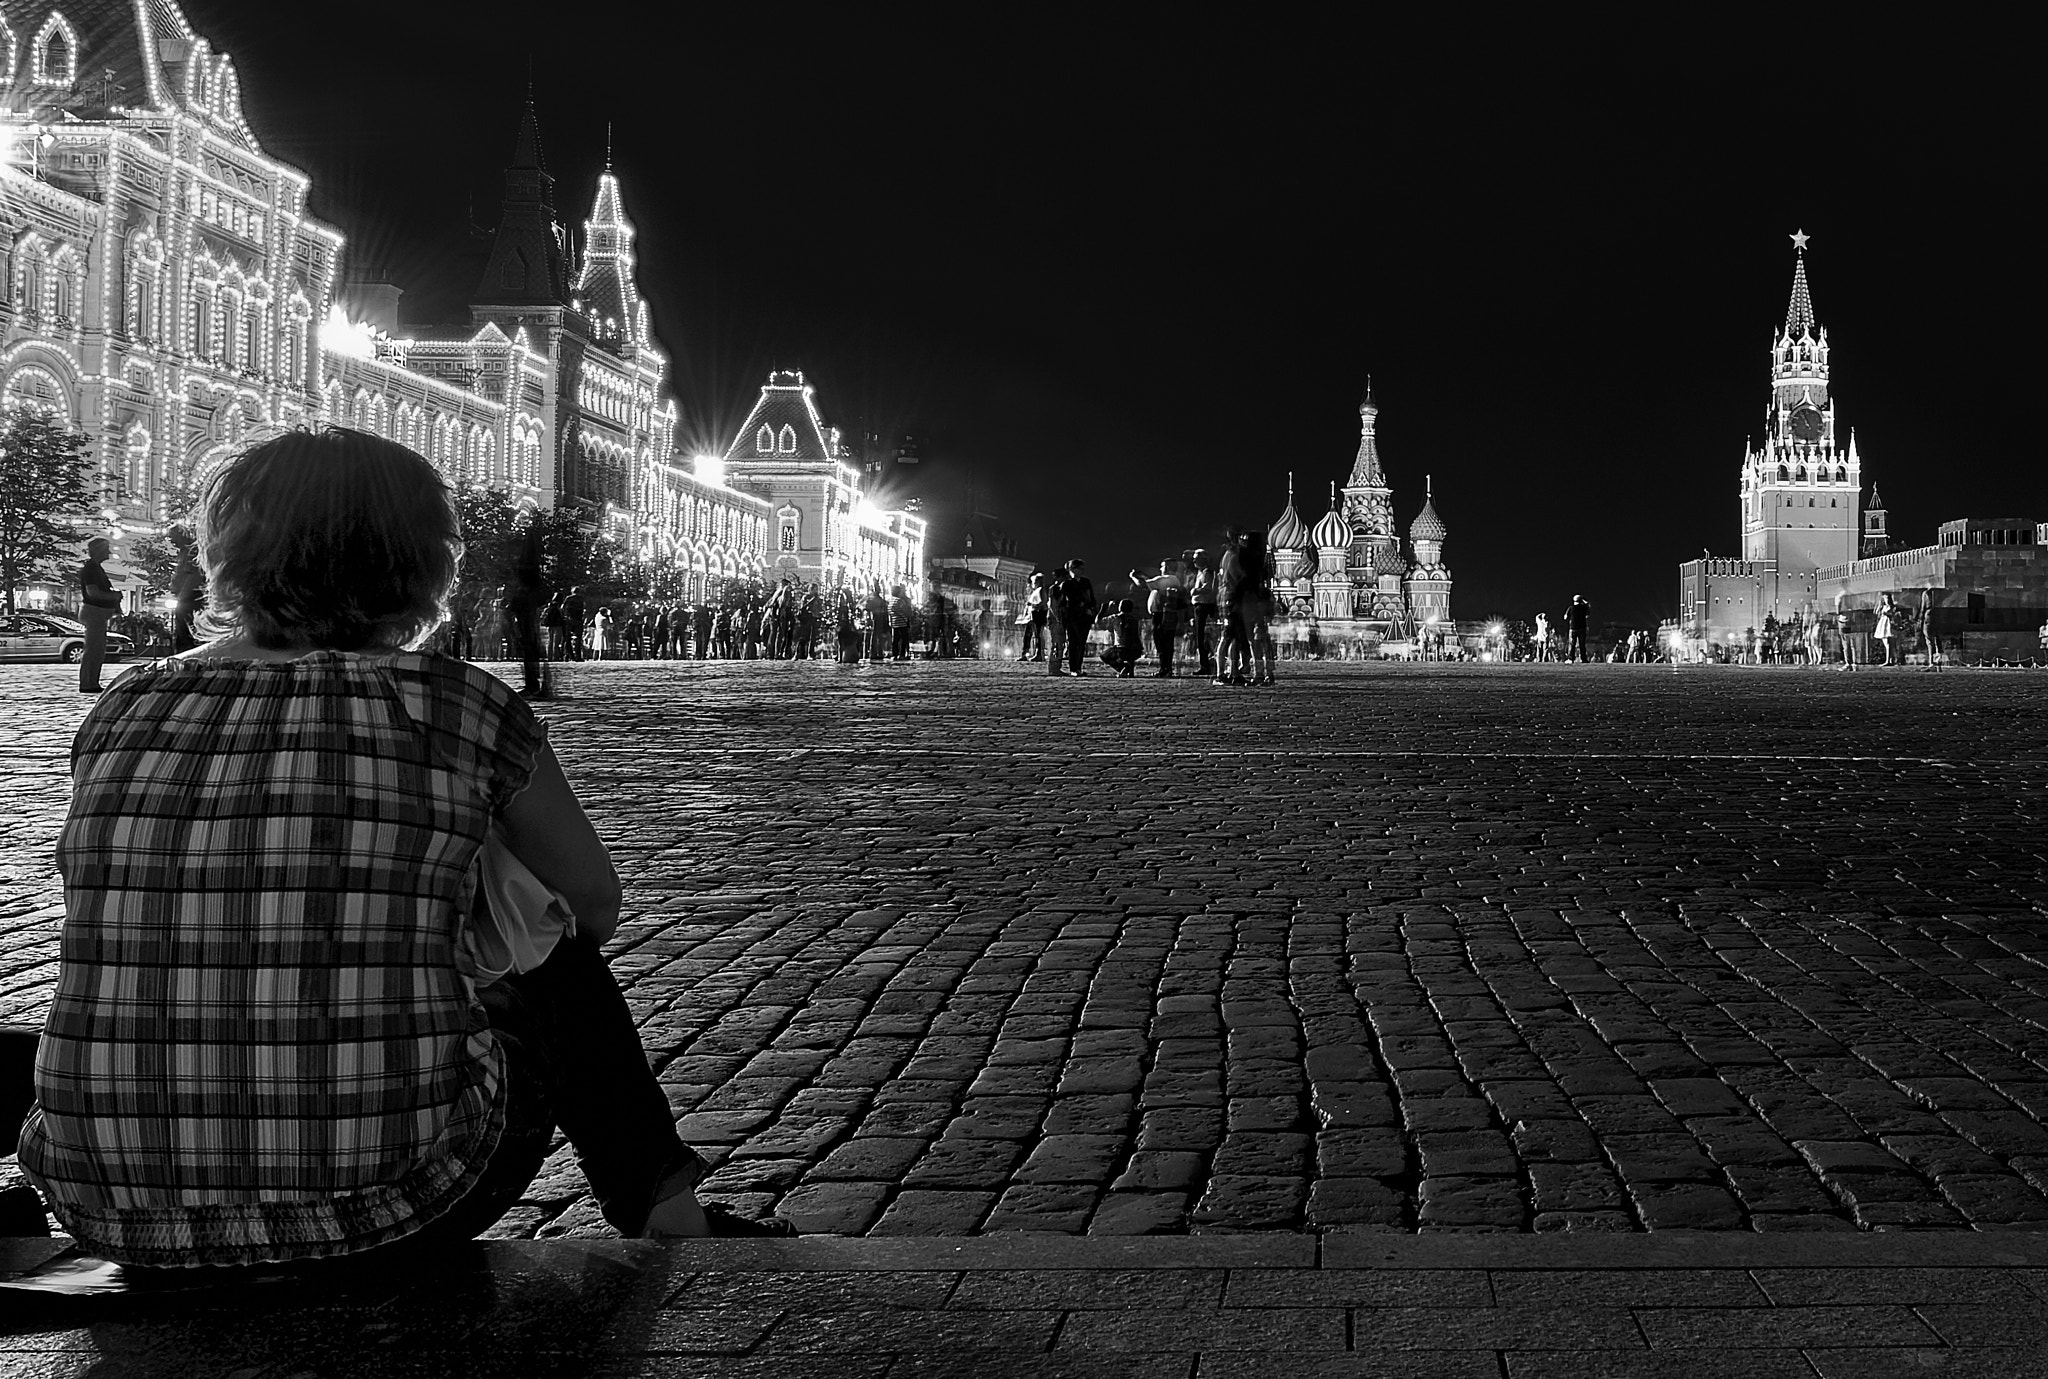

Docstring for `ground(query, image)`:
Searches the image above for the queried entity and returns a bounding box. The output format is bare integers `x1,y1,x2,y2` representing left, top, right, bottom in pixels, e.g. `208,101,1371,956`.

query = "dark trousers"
1567,627,1589,662
511,601,543,693
0,935,695,1263
1064,617,1090,674
1022,612,1046,659
1191,605,1216,673
78,603,112,690
1151,615,1177,674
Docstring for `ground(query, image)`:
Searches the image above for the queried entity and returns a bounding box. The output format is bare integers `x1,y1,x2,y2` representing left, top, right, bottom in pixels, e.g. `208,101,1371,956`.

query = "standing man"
76,537,123,693
1565,594,1591,663
1533,611,1550,663
1188,550,1218,677
1058,559,1098,676
1131,561,1184,676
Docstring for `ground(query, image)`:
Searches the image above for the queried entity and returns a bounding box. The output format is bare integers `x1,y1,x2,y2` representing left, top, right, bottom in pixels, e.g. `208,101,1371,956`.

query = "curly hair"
196,427,462,651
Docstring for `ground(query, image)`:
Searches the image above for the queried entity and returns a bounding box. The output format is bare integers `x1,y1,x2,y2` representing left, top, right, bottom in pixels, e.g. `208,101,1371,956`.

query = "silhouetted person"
506,523,547,697
76,537,122,693
1565,594,1591,663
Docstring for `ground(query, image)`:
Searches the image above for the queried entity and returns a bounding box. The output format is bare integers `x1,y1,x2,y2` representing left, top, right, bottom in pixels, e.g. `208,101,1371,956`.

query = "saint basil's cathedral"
1263,387,1453,650
0,0,924,604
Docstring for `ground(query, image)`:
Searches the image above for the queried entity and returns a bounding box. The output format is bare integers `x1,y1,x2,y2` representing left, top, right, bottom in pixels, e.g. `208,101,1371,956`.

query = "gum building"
1,0,918,607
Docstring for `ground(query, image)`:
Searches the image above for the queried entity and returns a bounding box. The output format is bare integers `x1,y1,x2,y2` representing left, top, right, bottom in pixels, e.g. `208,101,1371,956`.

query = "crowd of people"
1012,530,1284,684
443,578,1007,674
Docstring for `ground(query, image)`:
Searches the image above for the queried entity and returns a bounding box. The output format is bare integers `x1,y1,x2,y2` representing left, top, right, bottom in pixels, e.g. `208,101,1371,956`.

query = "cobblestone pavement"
6,659,2048,1241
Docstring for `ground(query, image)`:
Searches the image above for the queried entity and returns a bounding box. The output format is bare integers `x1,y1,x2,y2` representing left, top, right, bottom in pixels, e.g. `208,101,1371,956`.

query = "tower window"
778,424,797,454
1778,465,1789,482
757,425,773,454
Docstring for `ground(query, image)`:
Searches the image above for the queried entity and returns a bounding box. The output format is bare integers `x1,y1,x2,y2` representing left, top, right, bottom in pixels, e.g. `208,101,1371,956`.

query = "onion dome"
1268,472,1308,551
1409,477,1446,543
1373,542,1406,576
1311,482,1351,552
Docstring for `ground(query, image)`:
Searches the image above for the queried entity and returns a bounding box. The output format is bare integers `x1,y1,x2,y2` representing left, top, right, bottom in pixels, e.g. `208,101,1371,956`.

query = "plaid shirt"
20,652,544,1267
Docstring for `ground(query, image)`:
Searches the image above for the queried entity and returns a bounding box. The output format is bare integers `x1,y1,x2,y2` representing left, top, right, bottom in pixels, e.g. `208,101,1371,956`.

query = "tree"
449,484,530,624
0,404,96,613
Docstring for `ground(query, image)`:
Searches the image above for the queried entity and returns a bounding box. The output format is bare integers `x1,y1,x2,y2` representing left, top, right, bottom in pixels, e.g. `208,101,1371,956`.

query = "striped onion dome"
1269,473,1308,551
1311,483,1351,552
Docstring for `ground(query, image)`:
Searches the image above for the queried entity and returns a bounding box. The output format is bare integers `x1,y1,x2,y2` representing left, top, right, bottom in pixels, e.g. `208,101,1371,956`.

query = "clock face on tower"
1790,408,1824,442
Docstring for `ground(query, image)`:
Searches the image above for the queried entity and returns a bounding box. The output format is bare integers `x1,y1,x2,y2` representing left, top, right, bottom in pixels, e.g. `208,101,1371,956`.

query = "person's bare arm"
498,740,622,942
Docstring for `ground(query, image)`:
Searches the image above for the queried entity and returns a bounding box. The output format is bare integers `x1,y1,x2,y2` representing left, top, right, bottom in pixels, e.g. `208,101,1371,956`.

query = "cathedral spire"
1786,230,1815,338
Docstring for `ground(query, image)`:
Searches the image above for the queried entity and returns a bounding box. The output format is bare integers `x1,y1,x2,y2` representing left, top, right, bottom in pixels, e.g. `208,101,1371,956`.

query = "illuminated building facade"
1267,388,1453,651
0,0,801,605
719,370,926,594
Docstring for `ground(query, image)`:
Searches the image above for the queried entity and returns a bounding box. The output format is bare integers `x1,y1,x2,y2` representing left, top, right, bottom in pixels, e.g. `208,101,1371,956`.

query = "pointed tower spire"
1786,229,1815,338
474,99,569,311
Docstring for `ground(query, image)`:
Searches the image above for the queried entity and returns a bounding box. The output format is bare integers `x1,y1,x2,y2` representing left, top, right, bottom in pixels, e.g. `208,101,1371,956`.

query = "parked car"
0,612,134,664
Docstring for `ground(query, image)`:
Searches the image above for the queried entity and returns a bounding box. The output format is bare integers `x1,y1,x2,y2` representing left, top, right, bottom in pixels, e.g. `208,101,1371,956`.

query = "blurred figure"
169,526,206,653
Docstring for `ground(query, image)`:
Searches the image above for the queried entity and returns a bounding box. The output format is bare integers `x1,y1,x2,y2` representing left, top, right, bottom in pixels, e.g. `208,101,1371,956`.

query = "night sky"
184,4,2039,627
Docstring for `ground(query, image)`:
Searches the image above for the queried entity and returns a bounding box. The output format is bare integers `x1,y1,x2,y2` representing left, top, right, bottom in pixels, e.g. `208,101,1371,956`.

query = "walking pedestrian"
1244,533,1276,685
505,523,547,698
75,537,122,693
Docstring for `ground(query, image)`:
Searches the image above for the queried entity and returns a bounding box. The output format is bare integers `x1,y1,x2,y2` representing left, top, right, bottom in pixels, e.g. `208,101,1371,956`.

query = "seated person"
6,428,784,1271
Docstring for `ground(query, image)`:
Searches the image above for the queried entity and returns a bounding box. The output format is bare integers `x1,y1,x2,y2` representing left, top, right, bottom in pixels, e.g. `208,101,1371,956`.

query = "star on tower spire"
1786,230,1815,338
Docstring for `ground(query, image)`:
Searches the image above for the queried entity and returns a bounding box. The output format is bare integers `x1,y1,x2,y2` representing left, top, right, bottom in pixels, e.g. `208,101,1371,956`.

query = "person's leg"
518,608,542,695
485,936,702,1236
79,604,109,691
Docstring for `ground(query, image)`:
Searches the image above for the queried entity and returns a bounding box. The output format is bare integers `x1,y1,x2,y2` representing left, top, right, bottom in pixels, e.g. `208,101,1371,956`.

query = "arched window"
1835,466,1846,482
1795,467,1806,483
757,425,773,453
778,424,796,454
1778,465,1789,482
